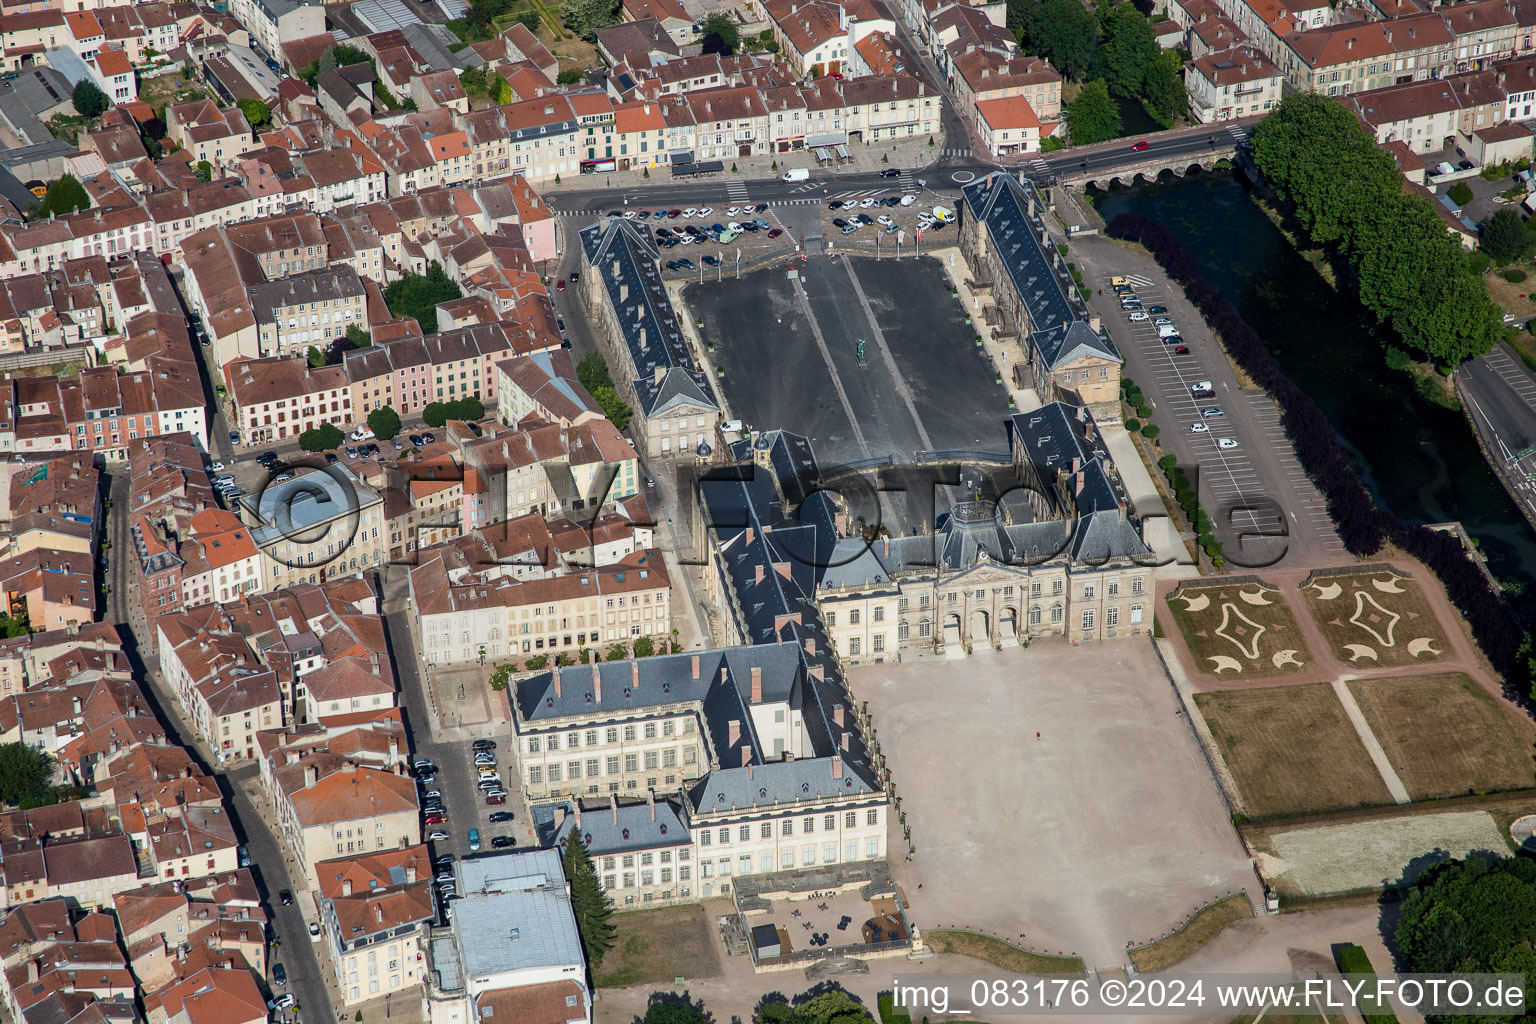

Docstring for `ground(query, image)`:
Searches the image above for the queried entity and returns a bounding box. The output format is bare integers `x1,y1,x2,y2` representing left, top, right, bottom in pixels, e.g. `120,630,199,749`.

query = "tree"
1142,50,1186,125
524,654,549,670
1396,855,1536,982
299,424,344,451
562,0,620,40
367,406,402,440
488,664,513,691
0,743,53,804
632,635,655,657
1448,180,1475,206
307,345,326,367
1481,207,1530,265
642,1002,712,1024
1096,3,1158,98
557,68,584,84
0,609,28,638
71,79,109,119
382,261,462,334
237,97,271,131
1022,0,1098,80
701,12,739,54
1040,134,1065,152
793,991,874,1024
194,160,213,183
459,66,489,97
1066,80,1121,145
605,642,628,660
31,175,90,220
561,829,615,969
346,323,371,347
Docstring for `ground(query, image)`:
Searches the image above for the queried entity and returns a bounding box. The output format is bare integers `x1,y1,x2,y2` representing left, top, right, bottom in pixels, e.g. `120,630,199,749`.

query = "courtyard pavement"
849,638,1255,969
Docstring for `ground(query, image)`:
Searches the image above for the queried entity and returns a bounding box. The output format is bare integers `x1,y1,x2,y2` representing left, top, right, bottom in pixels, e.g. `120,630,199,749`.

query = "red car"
1174,345,1190,354
768,228,783,238
485,793,507,805
556,279,566,290
1130,140,1150,151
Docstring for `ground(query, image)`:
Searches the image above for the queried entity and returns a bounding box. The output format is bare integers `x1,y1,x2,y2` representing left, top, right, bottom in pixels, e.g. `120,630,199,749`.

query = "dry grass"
924,931,1085,975
1484,269,1536,321
1347,672,1536,799
1194,684,1394,818
1164,584,1312,679
592,903,719,988
1129,895,1251,972
1298,571,1450,669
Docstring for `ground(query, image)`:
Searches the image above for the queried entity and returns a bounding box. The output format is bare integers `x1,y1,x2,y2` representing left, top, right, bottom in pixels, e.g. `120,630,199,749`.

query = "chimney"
748,763,754,779
1075,474,1084,497
573,802,582,827
804,637,816,656
691,655,700,679
833,704,844,727
285,750,299,765
25,961,37,983
647,788,655,820
745,527,755,544
593,661,602,703
405,864,416,883
750,666,762,703
841,732,851,752
653,364,665,387
631,660,639,688
1089,315,1101,333
741,746,751,767
754,563,765,584
882,536,890,556
832,758,843,779
303,764,318,787
1346,37,1353,49
728,719,740,746
638,326,647,348
556,806,566,829
610,792,619,825
619,282,629,303
553,665,562,698
388,737,399,760
342,879,353,896
375,905,383,925
71,696,81,715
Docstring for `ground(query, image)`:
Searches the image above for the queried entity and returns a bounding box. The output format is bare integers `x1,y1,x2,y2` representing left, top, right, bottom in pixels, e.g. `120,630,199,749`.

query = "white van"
1157,324,1180,339
721,419,744,434
781,168,810,182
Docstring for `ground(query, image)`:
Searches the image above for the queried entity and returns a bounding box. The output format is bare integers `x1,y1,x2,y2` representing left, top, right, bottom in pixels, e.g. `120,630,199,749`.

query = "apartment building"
279,762,420,888
411,547,671,665
251,265,368,357
1186,44,1286,121
239,466,387,589
1346,68,1506,151
316,846,435,1007
225,354,351,444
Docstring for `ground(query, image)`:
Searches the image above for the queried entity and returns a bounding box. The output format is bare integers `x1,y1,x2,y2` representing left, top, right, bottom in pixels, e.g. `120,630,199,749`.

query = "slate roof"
961,173,1121,371
578,218,718,418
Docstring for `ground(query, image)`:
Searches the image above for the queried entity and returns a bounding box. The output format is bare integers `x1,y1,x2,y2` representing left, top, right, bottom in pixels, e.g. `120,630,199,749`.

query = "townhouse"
1346,68,1506,151
165,99,257,170
227,0,324,59
279,762,420,888
316,846,434,1007
238,466,387,589
1186,44,1286,122
250,264,368,357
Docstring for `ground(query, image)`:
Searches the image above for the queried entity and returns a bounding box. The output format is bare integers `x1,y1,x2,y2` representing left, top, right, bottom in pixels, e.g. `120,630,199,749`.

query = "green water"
1094,170,1536,598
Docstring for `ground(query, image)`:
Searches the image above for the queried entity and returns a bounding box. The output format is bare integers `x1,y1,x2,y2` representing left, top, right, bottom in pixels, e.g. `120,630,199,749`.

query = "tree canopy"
0,743,53,805
701,12,740,54
576,350,633,431
1066,80,1121,145
31,175,90,221
755,991,874,1024
382,262,462,334
642,1002,712,1024
1252,92,1501,364
1480,207,1530,265
422,397,485,427
1022,0,1098,79
1095,2,1157,98
563,0,620,40
561,829,615,969
1396,855,1536,992
299,424,344,451
71,80,109,119
237,97,271,131
367,406,402,440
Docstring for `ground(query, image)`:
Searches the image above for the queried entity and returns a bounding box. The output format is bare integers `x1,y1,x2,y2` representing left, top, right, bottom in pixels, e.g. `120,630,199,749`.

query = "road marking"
727,180,751,202
838,257,935,451
790,272,875,460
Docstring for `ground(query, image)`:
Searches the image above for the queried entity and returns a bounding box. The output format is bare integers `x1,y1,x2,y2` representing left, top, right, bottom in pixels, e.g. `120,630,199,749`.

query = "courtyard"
684,254,1015,473
850,638,1253,969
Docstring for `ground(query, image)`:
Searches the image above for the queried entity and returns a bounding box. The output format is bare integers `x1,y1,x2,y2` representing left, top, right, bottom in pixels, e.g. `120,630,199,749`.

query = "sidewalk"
540,135,943,194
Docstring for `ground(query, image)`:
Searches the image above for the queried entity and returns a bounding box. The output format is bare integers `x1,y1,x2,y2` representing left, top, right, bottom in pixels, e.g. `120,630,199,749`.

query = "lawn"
1347,672,1536,799
1298,569,1449,669
924,931,1085,974
1128,894,1252,972
591,903,720,988
1193,683,1394,818
1164,581,1312,679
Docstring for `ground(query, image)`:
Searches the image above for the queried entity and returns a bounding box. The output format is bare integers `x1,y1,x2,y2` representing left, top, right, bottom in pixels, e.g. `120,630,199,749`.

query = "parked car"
273,963,286,987
1201,407,1225,418
489,811,514,823
1128,312,1149,322
703,255,720,266
491,836,516,849
1191,381,1215,398
1217,437,1240,449
409,434,424,446
345,446,358,459
422,433,435,443
485,792,506,805
1174,345,1190,354
665,261,681,272
900,194,917,206
768,228,783,238
1148,305,1168,314
428,829,450,841
879,167,900,177
473,739,496,750
468,828,481,852
1190,423,1210,433
677,258,695,270
279,890,293,906
308,922,321,943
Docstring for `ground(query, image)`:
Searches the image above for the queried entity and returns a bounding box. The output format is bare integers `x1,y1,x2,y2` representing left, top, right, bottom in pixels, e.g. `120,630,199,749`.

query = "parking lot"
1068,235,1348,569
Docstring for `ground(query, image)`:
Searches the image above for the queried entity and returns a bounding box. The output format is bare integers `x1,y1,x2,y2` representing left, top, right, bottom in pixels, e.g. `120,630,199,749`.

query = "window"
1106,608,1119,627
761,823,773,839
824,814,836,831
848,637,861,655
873,606,884,622
718,827,730,845
782,820,793,836
1082,610,1095,630
1083,583,1095,600
1107,580,1119,598
849,608,860,625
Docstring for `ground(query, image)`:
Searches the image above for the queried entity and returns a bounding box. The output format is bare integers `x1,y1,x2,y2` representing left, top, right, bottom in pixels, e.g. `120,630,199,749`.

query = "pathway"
1330,677,1412,804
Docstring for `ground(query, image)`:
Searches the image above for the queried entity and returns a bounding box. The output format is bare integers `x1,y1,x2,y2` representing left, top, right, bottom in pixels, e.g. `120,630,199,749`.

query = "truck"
781,168,810,182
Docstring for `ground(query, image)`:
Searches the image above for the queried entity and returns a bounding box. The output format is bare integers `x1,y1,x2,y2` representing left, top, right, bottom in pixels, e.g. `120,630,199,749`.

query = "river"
1093,170,1536,604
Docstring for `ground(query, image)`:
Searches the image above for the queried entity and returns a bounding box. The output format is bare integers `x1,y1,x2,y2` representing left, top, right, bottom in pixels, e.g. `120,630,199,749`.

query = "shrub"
1124,418,1141,432
1448,180,1474,206
1505,267,1528,283
1140,423,1159,440
299,424,344,451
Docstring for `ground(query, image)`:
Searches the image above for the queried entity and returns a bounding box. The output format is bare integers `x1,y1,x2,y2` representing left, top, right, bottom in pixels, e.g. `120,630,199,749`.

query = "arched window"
918,618,931,638
1050,603,1063,623
897,620,910,641
1028,606,1042,626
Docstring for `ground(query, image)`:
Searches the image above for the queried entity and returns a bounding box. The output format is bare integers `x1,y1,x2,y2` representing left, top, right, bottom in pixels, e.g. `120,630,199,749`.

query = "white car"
900,194,917,206
726,206,739,216
1189,423,1210,433
860,197,878,208
697,207,714,217
877,215,894,227
209,461,225,472
727,221,741,232
1128,312,1149,322
1154,317,1172,326
622,209,637,219
1217,438,1240,449
682,207,697,218
679,234,695,244
308,922,322,943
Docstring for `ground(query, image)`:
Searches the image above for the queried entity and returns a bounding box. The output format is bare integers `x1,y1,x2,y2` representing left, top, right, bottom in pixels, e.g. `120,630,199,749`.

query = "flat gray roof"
453,849,586,981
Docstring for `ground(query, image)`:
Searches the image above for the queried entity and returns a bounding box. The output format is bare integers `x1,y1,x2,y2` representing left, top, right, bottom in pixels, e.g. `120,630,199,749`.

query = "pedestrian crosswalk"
1028,158,1051,178
1121,272,1155,288
726,179,751,202
939,147,969,158
1228,125,1249,141
899,169,919,191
